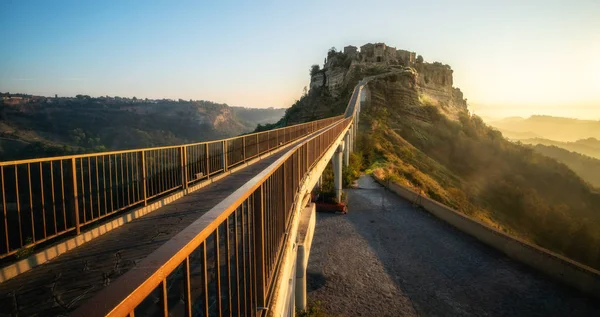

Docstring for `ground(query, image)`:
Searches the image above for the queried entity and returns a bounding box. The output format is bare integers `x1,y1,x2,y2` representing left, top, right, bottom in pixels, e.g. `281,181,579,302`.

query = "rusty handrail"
72,81,364,317
73,117,354,317
0,115,343,259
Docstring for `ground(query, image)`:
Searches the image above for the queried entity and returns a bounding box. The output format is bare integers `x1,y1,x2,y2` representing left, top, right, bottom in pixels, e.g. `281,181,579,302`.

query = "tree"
416,55,424,63
310,64,320,76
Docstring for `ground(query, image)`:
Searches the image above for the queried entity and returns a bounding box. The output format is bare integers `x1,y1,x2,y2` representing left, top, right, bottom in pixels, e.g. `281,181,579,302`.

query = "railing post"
223,140,228,172
141,151,147,206
70,158,80,234
253,185,266,312
180,146,187,189
205,143,210,179
242,136,246,162
256,134,259,156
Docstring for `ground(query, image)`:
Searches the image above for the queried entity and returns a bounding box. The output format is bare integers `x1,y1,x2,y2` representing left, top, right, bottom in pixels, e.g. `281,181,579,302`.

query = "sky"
1,0,599,120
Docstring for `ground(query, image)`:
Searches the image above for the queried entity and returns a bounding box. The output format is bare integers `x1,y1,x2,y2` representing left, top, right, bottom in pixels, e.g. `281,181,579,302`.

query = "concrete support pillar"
343,132,350,167
351,125,355,152
333,142,344,202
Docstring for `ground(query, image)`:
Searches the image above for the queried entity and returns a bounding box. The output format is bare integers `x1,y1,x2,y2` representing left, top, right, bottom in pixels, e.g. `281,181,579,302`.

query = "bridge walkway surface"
0,130,323,317
307,176,600,317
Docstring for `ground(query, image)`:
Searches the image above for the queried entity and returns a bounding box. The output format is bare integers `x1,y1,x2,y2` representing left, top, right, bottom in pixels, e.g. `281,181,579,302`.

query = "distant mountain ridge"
489,115,600,142
0,93,285,160
518,137,600,160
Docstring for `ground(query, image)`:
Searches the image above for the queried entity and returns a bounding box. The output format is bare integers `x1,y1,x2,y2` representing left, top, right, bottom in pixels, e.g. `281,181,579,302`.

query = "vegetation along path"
306,175,600,317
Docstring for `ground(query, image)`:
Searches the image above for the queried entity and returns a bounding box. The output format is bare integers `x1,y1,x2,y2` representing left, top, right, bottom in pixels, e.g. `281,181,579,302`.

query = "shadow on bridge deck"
307,175,600,317
0,136,308,316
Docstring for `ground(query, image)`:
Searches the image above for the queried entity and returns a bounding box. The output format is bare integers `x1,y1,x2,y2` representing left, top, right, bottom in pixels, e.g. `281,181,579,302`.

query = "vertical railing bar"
60,161,66,231
102,156,108,216
79,159,85,223
161,150,165,193
135,151,140,203
27,163,35,243
39,162,46,239
166,149,171,190
248,193,255,315
216,226,223,317
184,256,192,317
242,136,246,163
202,242,209,317
226,217,233,317
142,151,147,206
241,202,248,316
87,157,93,221
156,150,160,194
109,155,114,212
181,146,187,189
95,157,100,218
161,279,168,317
253,185,265,311
1,167,8,253
71,158,80,235
205,143,210,179
114,155,120,211
172,148,176,189
147,152,152,198
14,166,22,247
126,153,131,207
234,208,241,317
120,153,125,208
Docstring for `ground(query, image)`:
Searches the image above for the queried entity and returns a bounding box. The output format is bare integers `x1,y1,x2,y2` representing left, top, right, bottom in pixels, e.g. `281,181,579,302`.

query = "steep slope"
280,44,600,270
360,72,600,271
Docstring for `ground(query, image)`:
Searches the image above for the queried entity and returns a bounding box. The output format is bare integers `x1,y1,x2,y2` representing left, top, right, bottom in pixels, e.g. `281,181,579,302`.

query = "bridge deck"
307,176,600,317
0,137,307,316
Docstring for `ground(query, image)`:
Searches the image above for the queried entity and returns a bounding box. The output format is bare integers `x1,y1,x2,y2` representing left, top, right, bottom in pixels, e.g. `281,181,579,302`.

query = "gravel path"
306,175,600,317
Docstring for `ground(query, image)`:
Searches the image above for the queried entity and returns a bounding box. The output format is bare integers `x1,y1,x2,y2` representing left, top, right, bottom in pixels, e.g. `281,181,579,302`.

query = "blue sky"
1,0,599,119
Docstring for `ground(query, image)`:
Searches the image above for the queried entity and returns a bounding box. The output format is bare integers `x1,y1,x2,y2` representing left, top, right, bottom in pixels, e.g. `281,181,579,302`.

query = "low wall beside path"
373,175,600,300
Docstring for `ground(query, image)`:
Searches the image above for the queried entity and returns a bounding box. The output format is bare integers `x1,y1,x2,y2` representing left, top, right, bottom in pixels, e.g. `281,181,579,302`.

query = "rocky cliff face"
305,44,468,122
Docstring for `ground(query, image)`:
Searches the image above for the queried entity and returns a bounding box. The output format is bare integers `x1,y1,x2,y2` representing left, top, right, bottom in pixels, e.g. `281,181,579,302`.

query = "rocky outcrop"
299,43,469,124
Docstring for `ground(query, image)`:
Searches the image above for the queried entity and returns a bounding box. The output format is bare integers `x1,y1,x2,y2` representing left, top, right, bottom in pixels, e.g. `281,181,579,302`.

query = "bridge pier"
343,132,350,167
333,141,344,203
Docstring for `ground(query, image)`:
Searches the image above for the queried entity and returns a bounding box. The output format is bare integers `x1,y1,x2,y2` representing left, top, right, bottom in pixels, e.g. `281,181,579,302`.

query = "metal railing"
73,115,354,317
0,115,342,259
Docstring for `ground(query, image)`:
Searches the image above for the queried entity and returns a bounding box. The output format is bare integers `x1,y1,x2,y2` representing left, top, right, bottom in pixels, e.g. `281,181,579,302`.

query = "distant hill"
489,115,600,142
530,144,600,188
519,138,600,160
0,94,285,161
230,106,286,127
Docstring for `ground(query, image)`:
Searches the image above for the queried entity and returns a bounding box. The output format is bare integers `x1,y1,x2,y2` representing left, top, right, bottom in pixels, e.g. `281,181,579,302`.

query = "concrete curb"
0,146,288,284
373,175,600,299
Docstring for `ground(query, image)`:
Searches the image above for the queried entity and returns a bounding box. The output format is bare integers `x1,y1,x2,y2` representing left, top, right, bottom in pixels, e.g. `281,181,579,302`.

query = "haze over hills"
276,43,600,270
488,115,600,142
0,93,285,161
529,144,600,188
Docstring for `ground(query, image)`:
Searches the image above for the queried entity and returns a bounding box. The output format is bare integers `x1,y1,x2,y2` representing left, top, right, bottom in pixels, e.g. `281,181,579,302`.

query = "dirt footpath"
306,176,600,317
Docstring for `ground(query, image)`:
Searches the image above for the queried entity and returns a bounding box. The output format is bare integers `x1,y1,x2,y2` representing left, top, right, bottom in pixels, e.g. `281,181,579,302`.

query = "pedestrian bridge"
0,81,364,316
1,78,599,317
